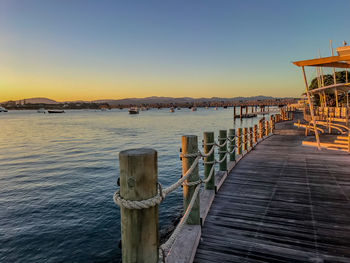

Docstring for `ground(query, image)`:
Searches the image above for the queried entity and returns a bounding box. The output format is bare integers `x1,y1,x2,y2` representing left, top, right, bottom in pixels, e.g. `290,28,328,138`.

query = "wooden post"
248,127,253,148
348,131,350,153
233,106,236,118
219,130,227,171
242,128,247,151
228,129,236,162
258,120,263,139
203,132,215,190
265,121,269,136
236,128,242,155
240,106,243,118
119,148,159,263
253,124,257,143
181,135,200,225
270,115,274,133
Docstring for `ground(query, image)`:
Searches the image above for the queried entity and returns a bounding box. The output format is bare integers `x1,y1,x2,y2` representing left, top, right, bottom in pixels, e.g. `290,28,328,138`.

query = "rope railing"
114,112,286,263
158,183,201,260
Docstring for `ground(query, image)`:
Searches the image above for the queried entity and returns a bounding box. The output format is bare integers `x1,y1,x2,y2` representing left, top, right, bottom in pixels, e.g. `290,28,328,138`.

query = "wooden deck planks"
194,131,350,263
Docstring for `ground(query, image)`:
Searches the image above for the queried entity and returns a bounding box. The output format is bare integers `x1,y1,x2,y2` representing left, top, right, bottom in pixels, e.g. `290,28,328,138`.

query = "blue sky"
1,0,349,101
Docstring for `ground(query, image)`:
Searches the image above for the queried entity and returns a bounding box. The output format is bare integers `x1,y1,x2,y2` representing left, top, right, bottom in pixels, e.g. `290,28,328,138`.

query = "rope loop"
113,184,163,210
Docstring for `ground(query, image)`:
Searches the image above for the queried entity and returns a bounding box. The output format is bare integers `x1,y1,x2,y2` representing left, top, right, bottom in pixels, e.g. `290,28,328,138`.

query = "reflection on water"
0,108,272,262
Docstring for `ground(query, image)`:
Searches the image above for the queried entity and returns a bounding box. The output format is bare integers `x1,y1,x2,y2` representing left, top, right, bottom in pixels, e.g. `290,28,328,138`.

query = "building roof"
293,46,350,68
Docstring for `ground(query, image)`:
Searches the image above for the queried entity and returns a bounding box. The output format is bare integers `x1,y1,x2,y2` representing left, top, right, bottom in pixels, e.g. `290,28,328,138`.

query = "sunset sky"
1,0,349,102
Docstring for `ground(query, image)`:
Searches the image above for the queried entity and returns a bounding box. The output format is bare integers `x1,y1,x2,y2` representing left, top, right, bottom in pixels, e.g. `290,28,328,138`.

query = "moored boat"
48,110,65,114
129,107,139,114
169,107,175,113
0,106,8,112
37,108,46,113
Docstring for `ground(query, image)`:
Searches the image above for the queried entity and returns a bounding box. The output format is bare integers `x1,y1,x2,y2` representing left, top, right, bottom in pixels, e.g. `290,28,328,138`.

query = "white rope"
199,146,215,158
202,164,215,183
163,156,200,196
215,140,227,148
159,184,201,261
113,156,201,209
215,152,228,164
113,186,164,210
227,147,235,155
227,137,235,142
185,158,216,186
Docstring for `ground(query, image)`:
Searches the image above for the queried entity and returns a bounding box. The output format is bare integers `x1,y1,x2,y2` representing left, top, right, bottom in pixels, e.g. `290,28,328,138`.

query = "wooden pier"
195,119,350,263
113,109,350,263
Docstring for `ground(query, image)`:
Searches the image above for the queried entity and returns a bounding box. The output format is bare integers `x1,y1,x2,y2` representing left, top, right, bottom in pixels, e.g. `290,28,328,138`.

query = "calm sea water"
0,108,271,262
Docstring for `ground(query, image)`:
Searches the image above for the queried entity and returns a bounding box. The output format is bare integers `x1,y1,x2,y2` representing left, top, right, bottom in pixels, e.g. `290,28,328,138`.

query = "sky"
1,0,350,102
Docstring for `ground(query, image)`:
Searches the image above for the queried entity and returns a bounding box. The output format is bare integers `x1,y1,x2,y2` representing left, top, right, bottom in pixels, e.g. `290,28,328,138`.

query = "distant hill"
2,95,290,106
2,97,59,104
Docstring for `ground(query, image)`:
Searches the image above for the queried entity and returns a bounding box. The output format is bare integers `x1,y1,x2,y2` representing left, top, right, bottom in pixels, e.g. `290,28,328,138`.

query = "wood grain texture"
194,125,350,263
119,148,158,263
166,225,201,263
181,135,200,225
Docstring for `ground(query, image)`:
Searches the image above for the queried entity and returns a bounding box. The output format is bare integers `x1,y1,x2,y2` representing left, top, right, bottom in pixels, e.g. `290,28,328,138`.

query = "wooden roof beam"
312,62,350,69
293,55,350,67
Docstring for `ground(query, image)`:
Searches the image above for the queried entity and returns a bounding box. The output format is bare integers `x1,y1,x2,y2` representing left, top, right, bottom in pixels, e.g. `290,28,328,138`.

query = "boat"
48,110,65,114
177,107,181,110
169,107,175,113
0,106,8,112
37,108,46,113
191,107,197,111
214,107,218,110
129,107,139,114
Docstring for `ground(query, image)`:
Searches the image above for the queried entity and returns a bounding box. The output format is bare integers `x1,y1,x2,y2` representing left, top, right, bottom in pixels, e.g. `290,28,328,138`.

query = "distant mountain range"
2,96,291,105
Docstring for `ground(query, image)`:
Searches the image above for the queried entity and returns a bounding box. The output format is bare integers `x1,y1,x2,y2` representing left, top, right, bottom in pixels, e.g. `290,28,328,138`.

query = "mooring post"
181,135,200,225
228,128,236,162
253,124,257,144
348,131,350,153
219,130,227,171
119,148,159,263
240,106,243,119
233,106,236,118
265,121,269,136
203,132,215,190
236,128,242,155
248,127,253,148
242,128,247,151
258,120,262,139
270,115,274,133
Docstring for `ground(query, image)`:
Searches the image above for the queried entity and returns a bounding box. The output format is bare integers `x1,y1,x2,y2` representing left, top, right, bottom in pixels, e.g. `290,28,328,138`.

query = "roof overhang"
293,55,350,68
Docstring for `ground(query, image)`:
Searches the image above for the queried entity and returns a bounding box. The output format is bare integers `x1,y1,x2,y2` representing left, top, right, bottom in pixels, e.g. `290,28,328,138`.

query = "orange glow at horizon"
0,66,301,102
